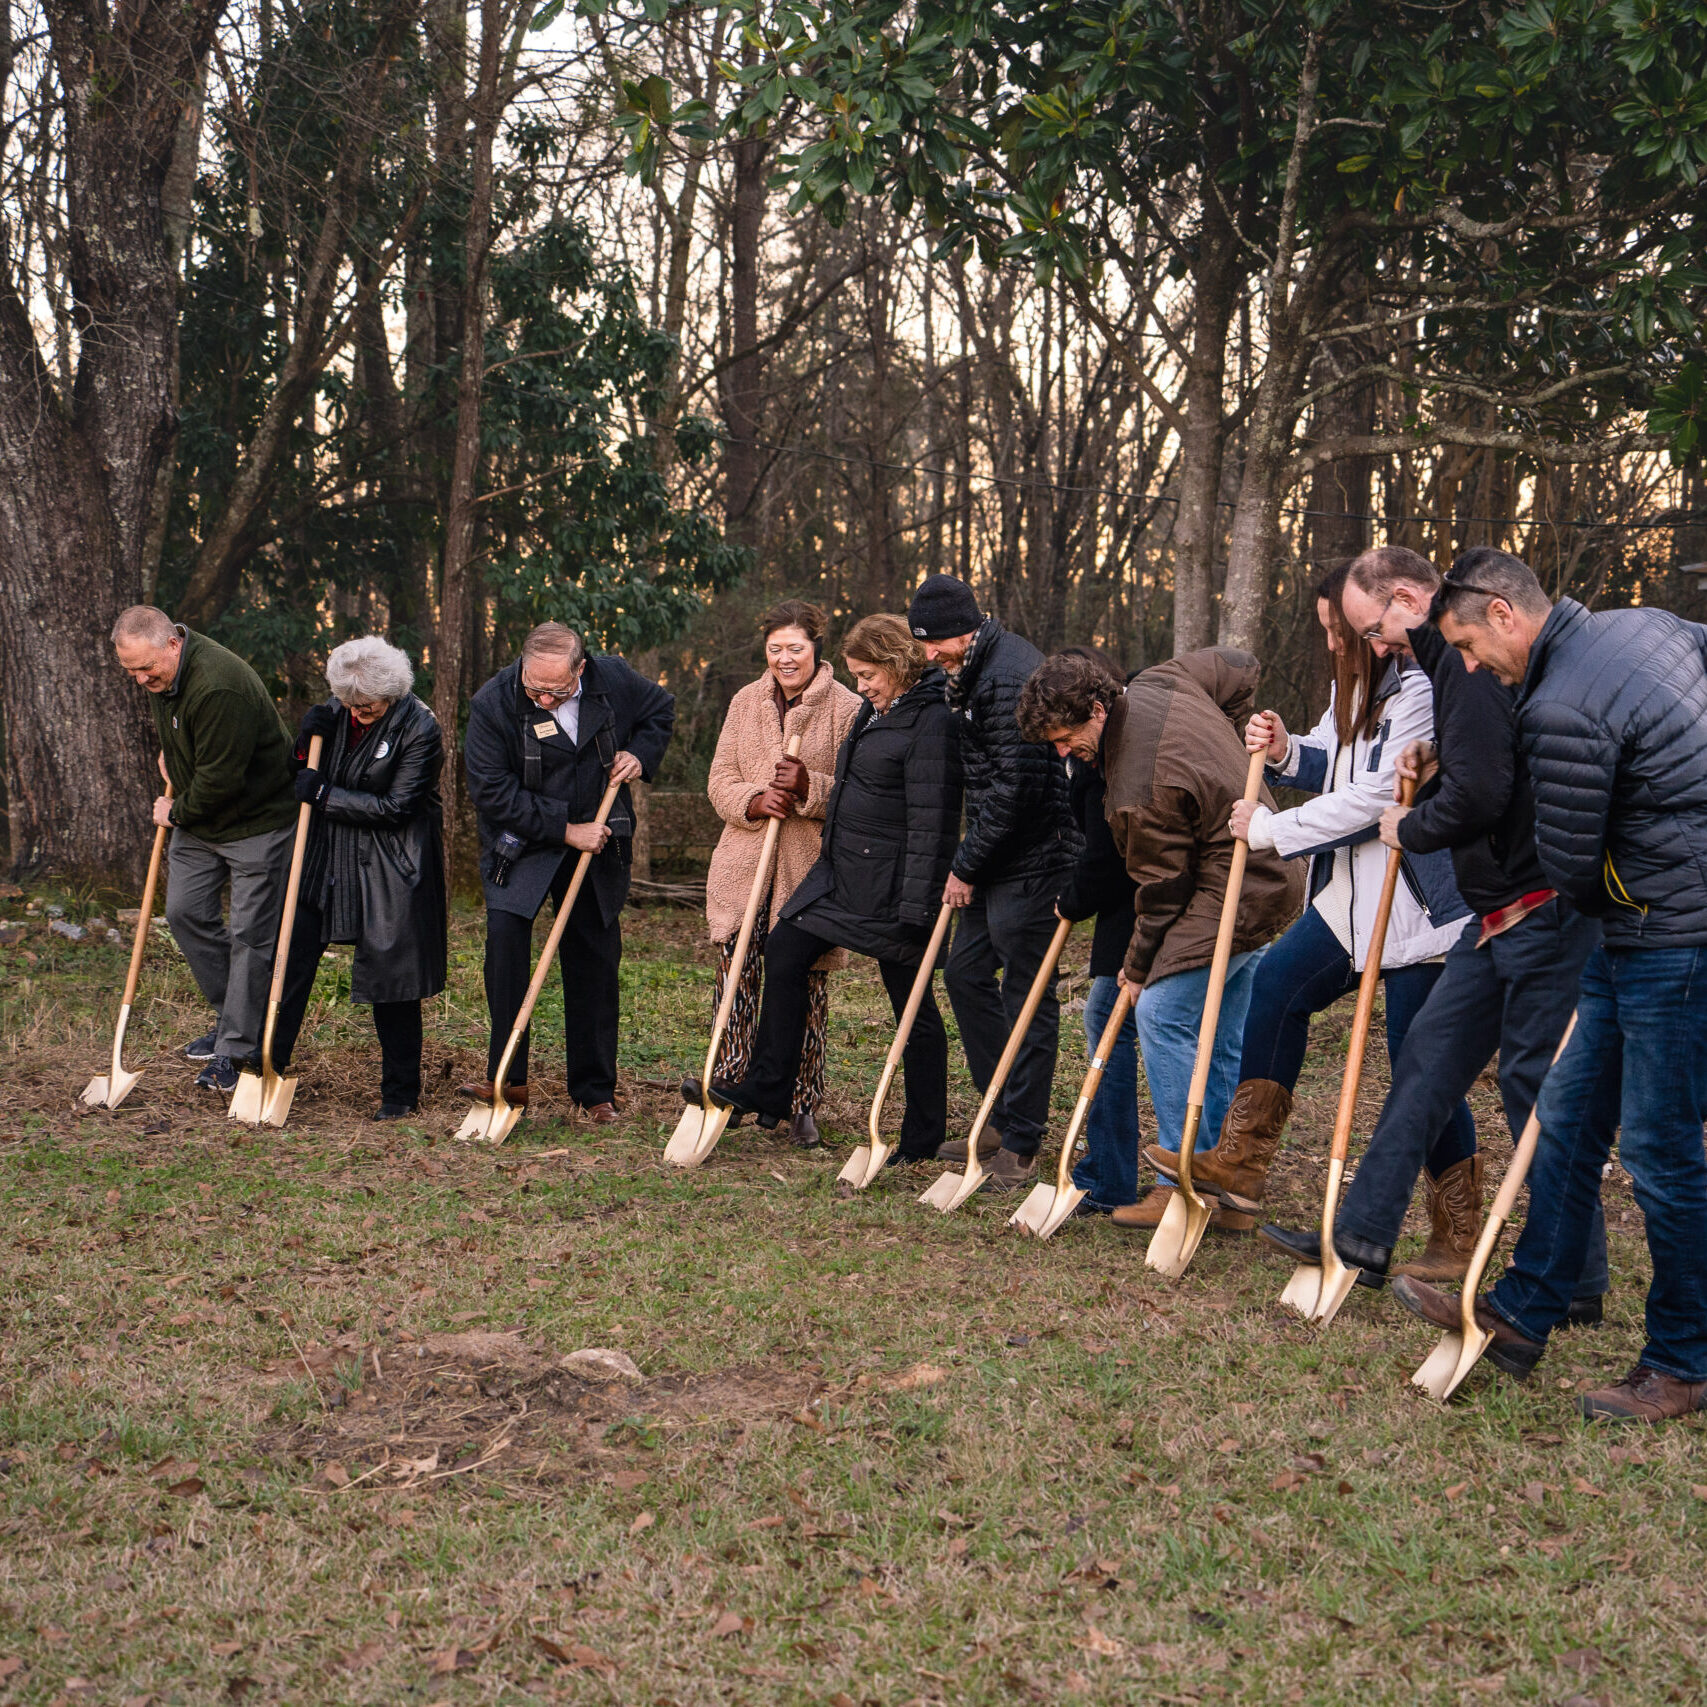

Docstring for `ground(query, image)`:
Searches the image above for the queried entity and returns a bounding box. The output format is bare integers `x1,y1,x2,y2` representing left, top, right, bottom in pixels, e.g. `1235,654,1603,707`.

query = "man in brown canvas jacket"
1019,648,1304,1230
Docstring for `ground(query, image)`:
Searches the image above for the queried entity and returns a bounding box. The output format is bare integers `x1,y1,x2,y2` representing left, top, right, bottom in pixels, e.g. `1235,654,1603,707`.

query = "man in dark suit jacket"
461,622,674,1122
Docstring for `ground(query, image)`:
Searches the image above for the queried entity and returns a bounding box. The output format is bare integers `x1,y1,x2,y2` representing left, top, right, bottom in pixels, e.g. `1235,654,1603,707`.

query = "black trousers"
484,860,621,1107
1337,901,1609,1297
741,919,948,1158
942,870,1062,1157
272,898,423,1108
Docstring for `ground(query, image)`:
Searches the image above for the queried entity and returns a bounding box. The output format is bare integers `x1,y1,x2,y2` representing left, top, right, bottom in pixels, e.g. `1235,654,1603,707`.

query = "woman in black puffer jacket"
271,636,447,1119
709,614,963,1158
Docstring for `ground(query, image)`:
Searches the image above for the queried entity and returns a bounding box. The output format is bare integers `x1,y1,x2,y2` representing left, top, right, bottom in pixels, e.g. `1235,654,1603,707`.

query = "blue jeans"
1489,945,1707,1380
1138,949,1263,1171
1072,975,1141,1209
1238,905,1476,1173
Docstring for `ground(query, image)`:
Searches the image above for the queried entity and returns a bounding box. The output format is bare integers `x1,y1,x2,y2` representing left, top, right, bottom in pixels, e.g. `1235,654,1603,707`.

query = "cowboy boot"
1142,1080,1293,1214
1392,1153,1484,1283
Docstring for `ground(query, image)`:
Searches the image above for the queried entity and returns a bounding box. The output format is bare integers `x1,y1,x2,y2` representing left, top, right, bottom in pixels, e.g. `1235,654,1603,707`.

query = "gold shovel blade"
80,1074,112,1108
837,1142,890,1192
228,1069,267,1123
1310,1259,1362,1327
1145,1191,1211,1278
258,1072,298,1128
1412,1324,1490,1402
1034,1181,1088,1241
919,1150,985,1212
454,1100,500,1142
1280,1262,1323,1317
663,1102,731,1168
1007,1182,1056,1235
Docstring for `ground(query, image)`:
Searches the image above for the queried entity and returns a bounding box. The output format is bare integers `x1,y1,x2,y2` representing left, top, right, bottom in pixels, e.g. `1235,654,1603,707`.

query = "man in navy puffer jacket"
1390,550,1707,1423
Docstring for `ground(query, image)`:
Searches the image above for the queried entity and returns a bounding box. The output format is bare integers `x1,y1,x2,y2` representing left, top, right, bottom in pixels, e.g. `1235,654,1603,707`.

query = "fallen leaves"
629,1509,656,1537
338,1640,387,1670
531,1635,619,1676
709,1611,751,1640
882,1362,948,1393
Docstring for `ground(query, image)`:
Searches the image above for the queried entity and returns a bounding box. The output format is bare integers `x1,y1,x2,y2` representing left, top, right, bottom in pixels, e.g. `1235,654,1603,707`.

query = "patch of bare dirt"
253,1330,825,1493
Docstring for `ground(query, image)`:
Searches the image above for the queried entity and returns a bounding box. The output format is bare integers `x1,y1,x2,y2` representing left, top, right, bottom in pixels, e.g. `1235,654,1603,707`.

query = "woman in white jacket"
1145,564,1474,1243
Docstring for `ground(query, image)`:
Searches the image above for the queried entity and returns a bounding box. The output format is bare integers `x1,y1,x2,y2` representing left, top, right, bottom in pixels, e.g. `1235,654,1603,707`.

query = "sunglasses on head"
1427,569,1504,625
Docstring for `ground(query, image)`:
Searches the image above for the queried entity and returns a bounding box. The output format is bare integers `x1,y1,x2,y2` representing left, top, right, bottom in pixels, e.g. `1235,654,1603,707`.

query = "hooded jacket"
1103,649,1305,986
1255,660,1467,970
1516,598,1707,947
782,670,963,965
946,618,1077,885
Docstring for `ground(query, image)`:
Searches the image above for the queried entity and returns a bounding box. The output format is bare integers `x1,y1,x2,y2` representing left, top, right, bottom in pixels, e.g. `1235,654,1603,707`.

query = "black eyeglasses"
1428,572,1503,624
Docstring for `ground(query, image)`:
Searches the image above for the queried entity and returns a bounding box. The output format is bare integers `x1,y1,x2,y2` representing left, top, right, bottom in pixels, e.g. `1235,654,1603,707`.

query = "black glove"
294,768,329,806
297,704,339,745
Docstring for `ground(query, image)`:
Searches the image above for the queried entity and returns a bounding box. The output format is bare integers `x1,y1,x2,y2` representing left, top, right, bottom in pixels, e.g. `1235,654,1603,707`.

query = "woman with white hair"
268,635,447,1118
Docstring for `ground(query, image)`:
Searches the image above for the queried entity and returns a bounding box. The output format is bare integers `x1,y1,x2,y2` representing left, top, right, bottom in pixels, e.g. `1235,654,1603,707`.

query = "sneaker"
1579,1364,1707,1423
195,1056,238,1092
1256,1222,1390,1288
977,1147,1038,1192
373,1103,418,1121
1389,1276,1546,1378
183,1028,219,1062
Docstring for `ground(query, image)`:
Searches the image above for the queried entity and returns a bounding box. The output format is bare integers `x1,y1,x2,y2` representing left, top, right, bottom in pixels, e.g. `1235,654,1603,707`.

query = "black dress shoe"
1256,1222,1391,1288
374,1103,418,1121
680,1076,743,1127
1563,1294,1604,1328
708,1077,782,1128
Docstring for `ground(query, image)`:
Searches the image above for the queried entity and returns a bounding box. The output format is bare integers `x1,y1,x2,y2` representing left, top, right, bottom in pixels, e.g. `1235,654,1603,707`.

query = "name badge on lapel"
533,720,558,739
374,739,391,759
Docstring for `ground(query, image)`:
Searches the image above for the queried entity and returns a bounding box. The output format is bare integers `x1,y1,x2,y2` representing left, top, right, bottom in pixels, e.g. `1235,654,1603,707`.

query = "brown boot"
1141,1080,1292,1214
1392,1154,1484,1283
1111,1184,1177,1229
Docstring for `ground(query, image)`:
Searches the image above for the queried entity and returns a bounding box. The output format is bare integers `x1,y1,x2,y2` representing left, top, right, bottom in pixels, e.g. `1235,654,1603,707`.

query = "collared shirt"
552,682,583,746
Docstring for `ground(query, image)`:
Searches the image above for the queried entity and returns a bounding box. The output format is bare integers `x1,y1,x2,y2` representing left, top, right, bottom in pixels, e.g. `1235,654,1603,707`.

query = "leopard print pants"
712,902,828,1118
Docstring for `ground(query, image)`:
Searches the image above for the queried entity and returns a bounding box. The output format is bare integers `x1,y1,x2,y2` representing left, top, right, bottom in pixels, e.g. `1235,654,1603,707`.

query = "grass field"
2,882,1704,1706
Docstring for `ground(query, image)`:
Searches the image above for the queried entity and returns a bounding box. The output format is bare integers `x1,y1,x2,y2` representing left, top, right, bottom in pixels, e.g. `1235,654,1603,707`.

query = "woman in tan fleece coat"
703,602,862,1146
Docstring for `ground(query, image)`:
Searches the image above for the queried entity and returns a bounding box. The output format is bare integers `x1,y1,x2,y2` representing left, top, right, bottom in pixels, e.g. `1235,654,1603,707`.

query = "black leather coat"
946,618,1078,885
464,654,675,925
303,692,447,1005
1517,597,1707,947
783,671,963,964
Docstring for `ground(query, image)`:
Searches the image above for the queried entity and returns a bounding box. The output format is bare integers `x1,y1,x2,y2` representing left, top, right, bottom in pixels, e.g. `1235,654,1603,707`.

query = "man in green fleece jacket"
112,606,296,1091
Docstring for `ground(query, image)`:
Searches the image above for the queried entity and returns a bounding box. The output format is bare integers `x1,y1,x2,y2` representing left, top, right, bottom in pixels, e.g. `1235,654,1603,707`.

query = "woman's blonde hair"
842,613,926,696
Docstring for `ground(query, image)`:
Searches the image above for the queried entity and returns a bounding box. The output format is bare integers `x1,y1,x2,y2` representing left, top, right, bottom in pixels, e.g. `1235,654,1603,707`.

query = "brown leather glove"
745,788,795,821
773,754,809,799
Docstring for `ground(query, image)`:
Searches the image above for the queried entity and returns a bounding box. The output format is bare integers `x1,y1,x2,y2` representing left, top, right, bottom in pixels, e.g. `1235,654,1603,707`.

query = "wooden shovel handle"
511,777,626,1040
120,781,172,1009
868,901,954,1146
701,733,805,1086
1054,981,1137,1193
1325,775,1416,1167
1184,749,1268,1109
965,915,1074,1149
266,735,323,1009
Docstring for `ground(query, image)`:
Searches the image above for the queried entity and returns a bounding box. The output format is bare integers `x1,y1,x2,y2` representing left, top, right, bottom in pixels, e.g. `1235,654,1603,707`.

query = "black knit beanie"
907,574,984,641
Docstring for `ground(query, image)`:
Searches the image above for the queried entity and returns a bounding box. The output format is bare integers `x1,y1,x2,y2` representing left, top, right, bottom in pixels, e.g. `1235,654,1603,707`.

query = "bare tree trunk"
719,128,769,547
0,0,224,883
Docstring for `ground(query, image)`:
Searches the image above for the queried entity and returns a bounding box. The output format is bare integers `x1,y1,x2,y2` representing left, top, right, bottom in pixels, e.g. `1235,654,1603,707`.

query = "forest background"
3,0,1706,887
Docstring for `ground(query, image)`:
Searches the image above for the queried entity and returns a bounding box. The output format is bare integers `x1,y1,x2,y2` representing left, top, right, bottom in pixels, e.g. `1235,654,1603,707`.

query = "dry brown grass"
2,886,1705,1706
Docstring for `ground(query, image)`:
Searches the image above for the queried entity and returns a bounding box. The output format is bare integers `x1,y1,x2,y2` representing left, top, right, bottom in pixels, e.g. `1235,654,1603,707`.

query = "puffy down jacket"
1517,598,1707,947
946,619,1078,885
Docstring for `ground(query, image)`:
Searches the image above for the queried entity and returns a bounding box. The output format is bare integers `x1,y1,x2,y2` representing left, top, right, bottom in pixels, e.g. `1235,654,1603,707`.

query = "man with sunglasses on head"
462,621,674,1125
1390,550,1707,1423
1263,550,1608,1324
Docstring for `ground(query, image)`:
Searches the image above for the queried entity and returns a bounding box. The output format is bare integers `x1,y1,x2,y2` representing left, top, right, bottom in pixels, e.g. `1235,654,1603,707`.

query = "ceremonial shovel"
1412,1011,1579,1401
1009,981,1137,1239
1147,750,1268,1278
456,777,624,1144
1280,776,1415,1323
664,735,804,1169
82,783,172,1109
231,736,323,1126
919,916,1073,1213
837,902,953,1191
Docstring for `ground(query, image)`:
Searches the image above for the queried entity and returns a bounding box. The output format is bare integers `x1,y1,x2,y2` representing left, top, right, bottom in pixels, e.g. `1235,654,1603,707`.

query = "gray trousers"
165,825,294,1059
